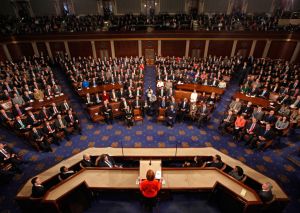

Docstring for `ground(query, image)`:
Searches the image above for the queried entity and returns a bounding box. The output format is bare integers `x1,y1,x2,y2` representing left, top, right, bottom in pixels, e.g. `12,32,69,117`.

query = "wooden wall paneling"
161,40,186,57
68,41,93,58
36,42,48,57
189,40,205,58
114,40,138,57
7,43,34,60
253,40,267,58
207,40,234,57
49,42,66,56
267,41,297,60
295,50,300,63
94,41,112,58
235,40,252,57
0,45,7,61
141,40,158,57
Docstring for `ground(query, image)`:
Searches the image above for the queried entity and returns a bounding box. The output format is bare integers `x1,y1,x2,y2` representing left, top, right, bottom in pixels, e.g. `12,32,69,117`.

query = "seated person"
252,107,264,121
65,109,82,135
218,79,227,88
96,154,121,168
80,154,95,167
218,110,235,135
59,166,75,180
55,114,70,140
189,102,198,121
103,100,113,124
229,98,242,114
0,143,23,174
275,116,289,136
178,98,189,122
14,116,31,132
197,103,210,127
165,105,176,128
31,177,46,198
124,105,134,128
259,182,273,203
240,101,253,118
233,114,246,141
239,117,260,143
249,123,275,150
228,166,244,181
183,156,204,167
33,88,44,101
204,155,224,169
261,110,277,126
31,127,53,152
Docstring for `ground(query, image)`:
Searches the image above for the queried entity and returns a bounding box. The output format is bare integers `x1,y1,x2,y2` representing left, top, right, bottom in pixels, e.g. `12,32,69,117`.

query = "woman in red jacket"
140,169,161,212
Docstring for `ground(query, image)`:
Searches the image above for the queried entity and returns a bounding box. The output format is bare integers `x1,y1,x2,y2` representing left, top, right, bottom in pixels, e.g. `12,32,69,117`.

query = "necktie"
70,115,73,122
0,149,8,158
249,123,255,132
54,107,58,113
136,101,139,107
105,160,113,168
19,120,24,128
65,103,68,110
226,115,231,121
59,119,63,127
17,108,22,116
48,125,52,132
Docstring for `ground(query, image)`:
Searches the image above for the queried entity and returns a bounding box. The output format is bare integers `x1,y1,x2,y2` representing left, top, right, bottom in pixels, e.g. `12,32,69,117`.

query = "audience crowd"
58,54,145,127
219,58,300,150
1,12,299,36
0,56,81,155
153,55,237,128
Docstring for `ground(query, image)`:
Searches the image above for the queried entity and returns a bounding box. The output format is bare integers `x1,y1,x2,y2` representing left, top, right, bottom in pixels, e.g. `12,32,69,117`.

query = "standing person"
140,169,162,212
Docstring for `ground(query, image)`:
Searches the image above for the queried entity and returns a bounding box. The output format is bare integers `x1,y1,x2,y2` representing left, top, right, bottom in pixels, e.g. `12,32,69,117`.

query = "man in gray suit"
252,106,264,121
229,98,242,114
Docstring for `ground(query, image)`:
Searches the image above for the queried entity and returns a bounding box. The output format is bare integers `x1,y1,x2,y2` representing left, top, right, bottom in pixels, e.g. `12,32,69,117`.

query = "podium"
139,160,161,179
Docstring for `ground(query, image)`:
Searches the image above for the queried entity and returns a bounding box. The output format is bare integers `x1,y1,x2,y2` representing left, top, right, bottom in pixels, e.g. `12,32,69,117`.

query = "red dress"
140,180,161,198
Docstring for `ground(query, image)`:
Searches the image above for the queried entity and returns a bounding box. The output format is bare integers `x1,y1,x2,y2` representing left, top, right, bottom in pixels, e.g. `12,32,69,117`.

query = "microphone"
149,159,152,166
120,141,124,157
175,141,178,157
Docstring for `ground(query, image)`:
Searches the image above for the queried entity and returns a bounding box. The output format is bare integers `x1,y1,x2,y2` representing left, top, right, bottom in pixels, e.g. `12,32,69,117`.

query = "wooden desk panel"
30,94,68,109
233,92,270,108
140,160,161,179
44,168,258,203
176,84,224,95
45,169,139,201
77,84,122,96
16,148,288,201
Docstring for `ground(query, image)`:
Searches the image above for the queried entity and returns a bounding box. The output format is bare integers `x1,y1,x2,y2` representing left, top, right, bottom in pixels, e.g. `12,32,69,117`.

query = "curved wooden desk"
16,147,288,213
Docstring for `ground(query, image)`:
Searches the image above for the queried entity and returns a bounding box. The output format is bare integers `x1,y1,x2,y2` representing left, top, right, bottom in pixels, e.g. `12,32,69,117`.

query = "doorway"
145,48,155,65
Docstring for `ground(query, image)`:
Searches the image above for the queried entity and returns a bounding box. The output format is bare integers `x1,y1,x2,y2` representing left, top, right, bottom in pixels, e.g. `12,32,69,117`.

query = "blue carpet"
0,66,299,213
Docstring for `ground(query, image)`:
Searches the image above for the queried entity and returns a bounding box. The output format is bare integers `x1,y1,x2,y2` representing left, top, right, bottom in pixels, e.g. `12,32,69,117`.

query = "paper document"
155,171,161,179
240,188,247,197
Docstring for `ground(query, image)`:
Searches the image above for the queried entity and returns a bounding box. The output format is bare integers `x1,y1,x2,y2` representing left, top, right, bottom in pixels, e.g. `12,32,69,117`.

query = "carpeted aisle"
0,66,299,213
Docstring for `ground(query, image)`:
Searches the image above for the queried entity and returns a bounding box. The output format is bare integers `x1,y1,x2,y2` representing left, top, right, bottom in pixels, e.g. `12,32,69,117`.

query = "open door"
145,48,155,65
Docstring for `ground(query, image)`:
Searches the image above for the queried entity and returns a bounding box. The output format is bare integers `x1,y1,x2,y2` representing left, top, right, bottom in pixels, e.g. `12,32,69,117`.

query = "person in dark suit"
178,98,189,122
197,103,210,127
54,114,70,140
49,103,61,118
124,105,134,128
204,155,224,169
247,85,259,97
26,111,42,127
0,143,22,173
158,96,168,109
239,117,260,144
59,99,71,114
133,96,143,110
0,109,14,127
31,177,46,198
218,110,235,135
80,154,95,167
31,127,52,152
259,182,273,203
43,121,60,146
249,124,274,150
96,154,121,168
103,100,113,124
39,106,52,121
23,91,34,104
59,166,75,180
240,101,253,118
261,110,277,126
166,105,176,128
259,87,270,99
14,116,31,132
65,109,82,134
12,104,24,117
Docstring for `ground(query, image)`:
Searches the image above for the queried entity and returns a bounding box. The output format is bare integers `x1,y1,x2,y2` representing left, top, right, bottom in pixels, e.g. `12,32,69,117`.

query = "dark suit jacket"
65,114,79,124
0,146,15,162
259,190,273,203
55,118,67,129
14,119,28,130
179,101,189,112
81,159,94,167
32,129,44,141
244,122,260,135
42,124,56,135
98,156,116,167
31,185,46,198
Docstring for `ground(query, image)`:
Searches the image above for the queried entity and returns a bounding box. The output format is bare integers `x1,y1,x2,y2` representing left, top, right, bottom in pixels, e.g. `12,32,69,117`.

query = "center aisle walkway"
144,65,157,93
